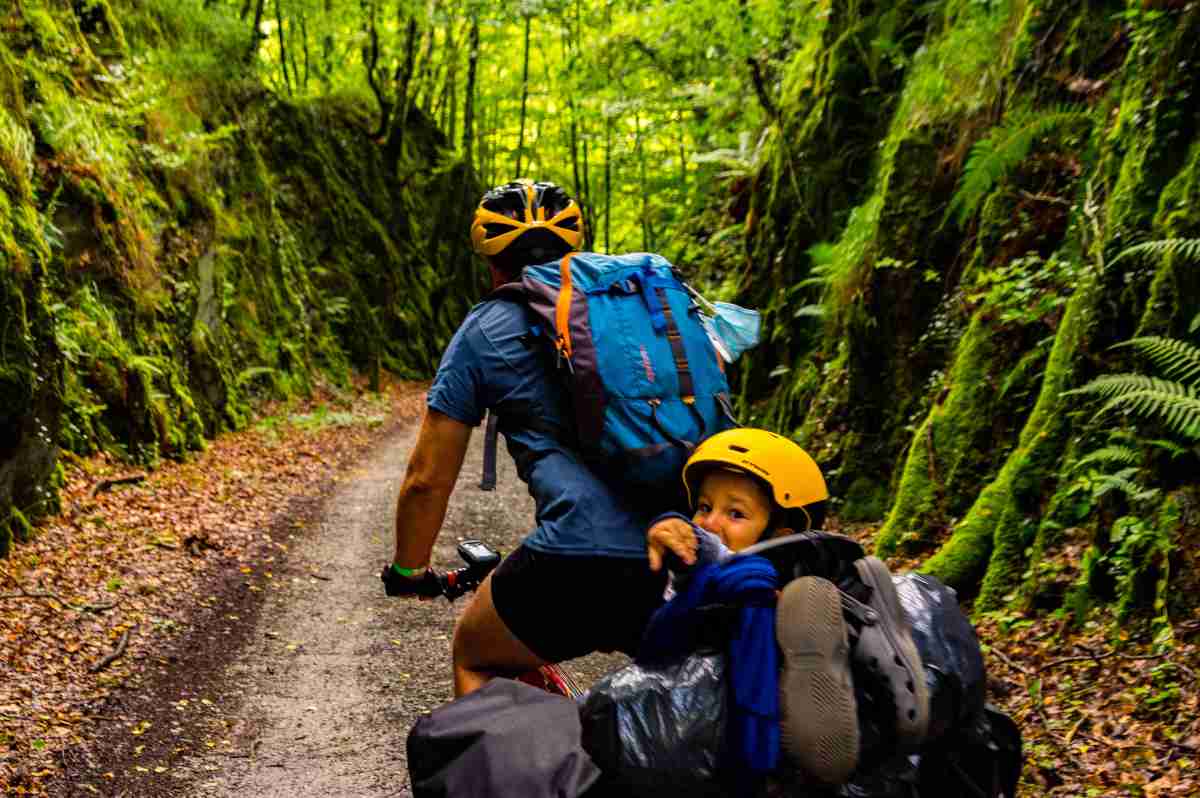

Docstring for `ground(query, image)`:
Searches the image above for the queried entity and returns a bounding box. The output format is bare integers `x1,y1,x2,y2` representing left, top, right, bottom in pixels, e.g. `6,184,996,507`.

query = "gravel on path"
169,420,627,797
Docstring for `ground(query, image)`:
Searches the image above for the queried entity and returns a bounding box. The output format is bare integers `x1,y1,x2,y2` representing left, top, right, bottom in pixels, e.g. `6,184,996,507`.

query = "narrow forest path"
166,421,624,797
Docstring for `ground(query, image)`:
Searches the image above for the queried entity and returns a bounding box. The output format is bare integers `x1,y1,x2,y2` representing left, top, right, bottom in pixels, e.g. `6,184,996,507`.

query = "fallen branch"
0,589,116,613
91,473,146,498
1039,647,1180,674
307,572,331,581
1037,651,1115,672
90,628,133,673
988,646,1031,675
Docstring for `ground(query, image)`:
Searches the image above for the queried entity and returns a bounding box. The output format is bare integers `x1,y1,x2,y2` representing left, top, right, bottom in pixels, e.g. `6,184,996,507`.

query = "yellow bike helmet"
682,428,829,530
470,179,584,259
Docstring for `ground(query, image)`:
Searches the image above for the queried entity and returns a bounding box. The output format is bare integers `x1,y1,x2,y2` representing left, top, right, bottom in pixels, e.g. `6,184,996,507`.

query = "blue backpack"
485,251,737,491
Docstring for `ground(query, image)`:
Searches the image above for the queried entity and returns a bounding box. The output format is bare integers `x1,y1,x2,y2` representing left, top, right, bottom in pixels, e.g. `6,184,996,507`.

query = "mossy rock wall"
730,0,1200,606
0,0,480,552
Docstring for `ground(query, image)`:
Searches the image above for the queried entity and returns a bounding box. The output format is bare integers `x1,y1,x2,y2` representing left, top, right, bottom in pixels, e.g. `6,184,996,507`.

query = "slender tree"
514,14,532,178
462,13,479,172
246,0,266,62
603,112,611,253
274,0,292,95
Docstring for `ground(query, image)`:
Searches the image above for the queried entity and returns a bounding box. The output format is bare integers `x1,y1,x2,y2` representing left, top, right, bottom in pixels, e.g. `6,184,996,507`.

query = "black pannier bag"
407,677,601,798
578,650,730,798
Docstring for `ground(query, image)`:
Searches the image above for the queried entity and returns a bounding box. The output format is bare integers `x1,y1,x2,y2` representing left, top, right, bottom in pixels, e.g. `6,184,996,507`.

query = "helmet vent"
728,444,750,453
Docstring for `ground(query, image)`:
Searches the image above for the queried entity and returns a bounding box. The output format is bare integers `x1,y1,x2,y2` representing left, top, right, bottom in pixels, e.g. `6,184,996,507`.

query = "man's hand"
380,564,440,598
647,517,698,572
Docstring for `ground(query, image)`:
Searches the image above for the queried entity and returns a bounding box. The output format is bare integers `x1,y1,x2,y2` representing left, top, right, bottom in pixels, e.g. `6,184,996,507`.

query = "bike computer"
457,540,501,571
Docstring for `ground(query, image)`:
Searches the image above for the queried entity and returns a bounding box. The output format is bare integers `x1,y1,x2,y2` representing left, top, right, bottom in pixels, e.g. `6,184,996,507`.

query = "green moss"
1136,140,1200,337
840,476,890,523
923,273,1097,598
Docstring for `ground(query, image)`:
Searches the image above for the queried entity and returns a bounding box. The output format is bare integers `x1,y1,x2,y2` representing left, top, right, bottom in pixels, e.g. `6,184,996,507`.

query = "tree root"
89,627,133,673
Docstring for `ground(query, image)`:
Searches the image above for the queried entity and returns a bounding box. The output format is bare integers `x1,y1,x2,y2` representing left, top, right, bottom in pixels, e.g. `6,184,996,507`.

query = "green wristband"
391,563,426,578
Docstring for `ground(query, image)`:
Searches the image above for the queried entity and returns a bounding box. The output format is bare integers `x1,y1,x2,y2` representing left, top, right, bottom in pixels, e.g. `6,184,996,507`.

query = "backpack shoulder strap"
485,281,529,303
477,279,556,492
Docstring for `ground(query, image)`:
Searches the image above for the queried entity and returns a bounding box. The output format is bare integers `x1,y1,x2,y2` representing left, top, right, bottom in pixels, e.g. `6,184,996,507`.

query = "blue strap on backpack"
479,251,737,492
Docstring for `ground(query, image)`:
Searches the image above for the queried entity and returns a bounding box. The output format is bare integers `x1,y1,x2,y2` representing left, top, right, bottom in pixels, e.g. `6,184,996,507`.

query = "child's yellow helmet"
682,428,828,512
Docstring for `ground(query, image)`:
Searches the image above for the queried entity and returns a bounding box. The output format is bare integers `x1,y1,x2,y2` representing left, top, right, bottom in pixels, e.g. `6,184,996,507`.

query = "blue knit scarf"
638,555,780,778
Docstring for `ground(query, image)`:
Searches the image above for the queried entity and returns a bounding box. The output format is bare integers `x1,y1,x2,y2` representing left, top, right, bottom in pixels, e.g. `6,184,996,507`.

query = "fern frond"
127,355,165,379
948,106,1090,226
1116,336,1200,386
237,366,277,386
1110,238,1200,268
1066,373,1175,401
1144,438,1188,458
1097,387,1200,440
1073,445,1140,471
1132,486,1162,503
1092,472,1144,500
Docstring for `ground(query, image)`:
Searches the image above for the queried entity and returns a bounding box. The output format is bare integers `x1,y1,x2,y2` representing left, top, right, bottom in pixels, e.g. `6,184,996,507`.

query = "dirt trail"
171,421,625,797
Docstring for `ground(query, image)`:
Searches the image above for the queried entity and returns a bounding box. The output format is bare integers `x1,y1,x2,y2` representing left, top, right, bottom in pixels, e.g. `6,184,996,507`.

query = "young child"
645,428,930,786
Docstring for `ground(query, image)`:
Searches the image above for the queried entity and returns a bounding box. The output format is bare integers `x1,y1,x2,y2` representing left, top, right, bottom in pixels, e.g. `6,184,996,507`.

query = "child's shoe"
848,556,930,748
776,576,859,784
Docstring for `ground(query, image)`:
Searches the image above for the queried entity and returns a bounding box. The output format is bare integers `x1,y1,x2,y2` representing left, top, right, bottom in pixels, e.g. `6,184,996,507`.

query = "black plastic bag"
579,650,729,798
892,572,986,739
918,704,1022,798
407,678,601,798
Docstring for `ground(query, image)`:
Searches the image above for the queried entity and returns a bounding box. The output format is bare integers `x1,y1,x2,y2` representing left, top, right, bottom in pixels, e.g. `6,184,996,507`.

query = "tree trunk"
362,0,388,138
462,14,479,172
246,0,266,62
582,119,593,250
636,109,651,250
677,109,687,187
514,15,531,178
415,0,438,111
604,113,612,253
444,22,458,147
384,16,419,167
299,10,310,90
273,0,291,95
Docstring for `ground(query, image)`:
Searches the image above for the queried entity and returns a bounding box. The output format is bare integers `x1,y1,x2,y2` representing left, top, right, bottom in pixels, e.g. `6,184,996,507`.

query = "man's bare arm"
392,409,474,570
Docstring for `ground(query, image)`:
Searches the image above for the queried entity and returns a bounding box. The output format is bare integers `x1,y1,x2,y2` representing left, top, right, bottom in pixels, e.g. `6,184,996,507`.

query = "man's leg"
451,572,549,696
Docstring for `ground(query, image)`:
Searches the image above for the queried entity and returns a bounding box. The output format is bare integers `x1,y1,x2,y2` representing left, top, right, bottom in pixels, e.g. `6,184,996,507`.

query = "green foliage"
1064,245,1200,621
1110,238,1200,268
948,107,1091,226
1116,335,1200,385
968,252,1083,325
1071,370,1200,441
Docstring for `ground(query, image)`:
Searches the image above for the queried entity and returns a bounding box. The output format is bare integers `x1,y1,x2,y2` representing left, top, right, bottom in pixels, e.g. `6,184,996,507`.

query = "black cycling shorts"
490,543,667,663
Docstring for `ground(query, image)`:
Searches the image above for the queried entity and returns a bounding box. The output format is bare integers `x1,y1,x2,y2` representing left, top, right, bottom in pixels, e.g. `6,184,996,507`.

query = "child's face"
692,469,774,551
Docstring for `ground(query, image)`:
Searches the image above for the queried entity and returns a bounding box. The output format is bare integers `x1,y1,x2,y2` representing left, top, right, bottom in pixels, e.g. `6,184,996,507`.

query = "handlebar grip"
439,567,482,601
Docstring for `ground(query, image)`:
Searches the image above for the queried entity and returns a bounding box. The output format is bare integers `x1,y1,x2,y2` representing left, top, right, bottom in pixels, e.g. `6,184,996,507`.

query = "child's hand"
647,517,698,572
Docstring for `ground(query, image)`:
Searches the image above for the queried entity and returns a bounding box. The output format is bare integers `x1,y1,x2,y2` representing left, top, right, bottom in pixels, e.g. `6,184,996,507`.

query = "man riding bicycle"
383,180,669,696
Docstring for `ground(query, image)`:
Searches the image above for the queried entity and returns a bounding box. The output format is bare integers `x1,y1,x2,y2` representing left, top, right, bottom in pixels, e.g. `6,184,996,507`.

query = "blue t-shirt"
427,298,656,557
